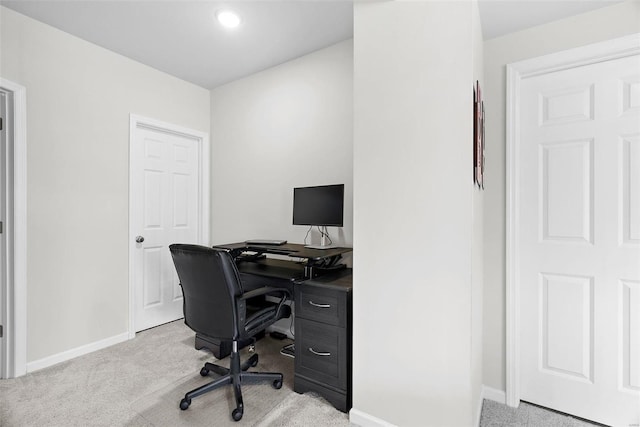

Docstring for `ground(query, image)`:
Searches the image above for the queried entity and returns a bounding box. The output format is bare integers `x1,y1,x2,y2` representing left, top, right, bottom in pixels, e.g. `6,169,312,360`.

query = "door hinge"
0,117,3,131
0,221,2,234
0,325,3,338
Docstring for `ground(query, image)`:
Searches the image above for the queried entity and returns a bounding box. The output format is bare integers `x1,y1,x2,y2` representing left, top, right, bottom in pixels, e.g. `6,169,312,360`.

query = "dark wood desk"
293,268,352,412
214,241,352,261
214,241,352,280
198,242,353,412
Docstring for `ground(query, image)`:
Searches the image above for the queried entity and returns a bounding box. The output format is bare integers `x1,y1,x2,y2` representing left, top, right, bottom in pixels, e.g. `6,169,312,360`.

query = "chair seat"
196,303,291,351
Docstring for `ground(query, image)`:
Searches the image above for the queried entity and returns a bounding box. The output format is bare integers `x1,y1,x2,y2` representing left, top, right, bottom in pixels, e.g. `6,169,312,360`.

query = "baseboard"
482,385,507,404
349,408,397,427
475,390,484,427
350,388,505,427
26,332,130,373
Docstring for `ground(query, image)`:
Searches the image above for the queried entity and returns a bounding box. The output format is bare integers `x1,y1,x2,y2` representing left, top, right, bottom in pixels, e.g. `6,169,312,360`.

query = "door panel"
540,274,593,382
621,279,640,393
540,84,594,126
622,136,640,245
621,76,640,115
132,125,201,332
519,54,640,425
539,139,593,243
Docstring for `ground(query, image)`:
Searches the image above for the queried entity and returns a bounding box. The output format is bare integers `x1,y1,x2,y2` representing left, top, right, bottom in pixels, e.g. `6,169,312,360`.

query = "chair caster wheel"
273,379,283,389
250,355,259,367
200,367,210,376
232,408,243,421
179,398,191,410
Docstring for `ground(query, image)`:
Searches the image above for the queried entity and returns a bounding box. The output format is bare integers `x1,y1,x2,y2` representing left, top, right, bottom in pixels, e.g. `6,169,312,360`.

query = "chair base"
178,348,284,422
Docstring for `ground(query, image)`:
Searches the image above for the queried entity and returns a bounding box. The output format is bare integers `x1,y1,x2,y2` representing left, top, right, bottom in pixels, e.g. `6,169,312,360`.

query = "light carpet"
1,319,598,426
0,320,349,426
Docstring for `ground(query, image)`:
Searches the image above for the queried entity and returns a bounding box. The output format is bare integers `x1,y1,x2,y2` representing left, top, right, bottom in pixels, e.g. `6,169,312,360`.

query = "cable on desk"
288,312,295,339
304,226,313,245
304,226,334,246
317,226,333,245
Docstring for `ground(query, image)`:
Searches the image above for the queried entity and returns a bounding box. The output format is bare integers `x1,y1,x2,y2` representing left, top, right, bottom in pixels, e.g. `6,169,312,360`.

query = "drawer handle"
308,347,331,357
308,300,331,308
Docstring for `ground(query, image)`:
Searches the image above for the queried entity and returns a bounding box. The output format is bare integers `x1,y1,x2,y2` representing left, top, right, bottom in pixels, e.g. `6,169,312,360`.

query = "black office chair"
169,244,292,422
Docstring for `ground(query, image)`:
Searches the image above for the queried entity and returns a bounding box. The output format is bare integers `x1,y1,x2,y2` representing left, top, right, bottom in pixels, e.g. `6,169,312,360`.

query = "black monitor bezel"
292,184,344,227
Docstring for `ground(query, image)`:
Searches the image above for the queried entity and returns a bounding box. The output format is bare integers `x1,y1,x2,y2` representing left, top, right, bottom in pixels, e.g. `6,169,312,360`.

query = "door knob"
135,236,145,243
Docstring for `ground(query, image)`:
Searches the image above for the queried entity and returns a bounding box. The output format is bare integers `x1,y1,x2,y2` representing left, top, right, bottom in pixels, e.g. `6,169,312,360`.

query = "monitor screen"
293,184,344,227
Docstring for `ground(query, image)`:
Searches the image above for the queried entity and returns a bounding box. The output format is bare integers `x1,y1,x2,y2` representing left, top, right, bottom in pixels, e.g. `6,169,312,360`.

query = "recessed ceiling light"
216,10,241,29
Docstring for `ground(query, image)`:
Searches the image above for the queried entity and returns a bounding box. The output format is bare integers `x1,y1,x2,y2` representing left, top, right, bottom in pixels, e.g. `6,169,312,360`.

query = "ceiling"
478,0,624,40
0,0,624,89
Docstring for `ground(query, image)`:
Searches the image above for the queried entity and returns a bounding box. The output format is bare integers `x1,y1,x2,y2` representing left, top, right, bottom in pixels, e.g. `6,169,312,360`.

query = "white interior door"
131,119,207,332
518,54,640,425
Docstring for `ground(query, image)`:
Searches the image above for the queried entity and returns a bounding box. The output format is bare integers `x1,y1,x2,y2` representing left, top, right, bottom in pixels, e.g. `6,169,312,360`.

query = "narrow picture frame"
473,84,478,184
473,80,485,189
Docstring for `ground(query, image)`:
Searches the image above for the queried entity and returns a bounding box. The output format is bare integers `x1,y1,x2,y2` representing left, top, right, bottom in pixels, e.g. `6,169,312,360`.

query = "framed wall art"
473,80,485,189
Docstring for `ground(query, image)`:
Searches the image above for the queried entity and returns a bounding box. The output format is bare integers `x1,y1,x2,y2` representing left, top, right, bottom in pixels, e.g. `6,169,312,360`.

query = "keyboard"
245,239,287,246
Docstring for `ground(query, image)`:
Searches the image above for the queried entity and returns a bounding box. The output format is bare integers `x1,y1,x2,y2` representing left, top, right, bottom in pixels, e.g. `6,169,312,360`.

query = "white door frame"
0,78,27,379
505,33,640,408
128,114,209,339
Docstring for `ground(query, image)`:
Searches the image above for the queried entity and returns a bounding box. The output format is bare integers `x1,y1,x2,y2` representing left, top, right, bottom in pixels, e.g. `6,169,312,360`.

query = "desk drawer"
295,285,346,327
294,318,347,390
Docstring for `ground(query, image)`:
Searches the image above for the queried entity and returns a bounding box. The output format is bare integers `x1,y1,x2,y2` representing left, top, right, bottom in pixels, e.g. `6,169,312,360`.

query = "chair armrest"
240,286,292,301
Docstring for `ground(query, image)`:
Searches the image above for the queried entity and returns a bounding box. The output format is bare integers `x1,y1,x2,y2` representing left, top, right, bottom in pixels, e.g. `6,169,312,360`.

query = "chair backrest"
169,244,245,341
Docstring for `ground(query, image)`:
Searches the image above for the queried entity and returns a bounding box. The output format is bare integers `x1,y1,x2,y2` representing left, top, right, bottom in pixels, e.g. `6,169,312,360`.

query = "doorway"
128,115,209,336
506,34,640,426
0,78,27,379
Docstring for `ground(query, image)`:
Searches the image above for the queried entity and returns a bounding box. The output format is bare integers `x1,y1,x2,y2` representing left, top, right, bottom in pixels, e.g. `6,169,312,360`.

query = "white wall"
482,0,640,392
209,40,353,247
0,6,210,363
353,2,482,425
471,0,484,420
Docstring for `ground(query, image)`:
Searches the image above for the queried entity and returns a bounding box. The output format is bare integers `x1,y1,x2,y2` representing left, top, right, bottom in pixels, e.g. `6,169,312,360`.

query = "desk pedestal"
294,270,352,412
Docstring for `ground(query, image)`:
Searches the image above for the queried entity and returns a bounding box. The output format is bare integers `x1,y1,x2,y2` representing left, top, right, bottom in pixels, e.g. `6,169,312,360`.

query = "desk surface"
214,242,352,261
237,257,306,281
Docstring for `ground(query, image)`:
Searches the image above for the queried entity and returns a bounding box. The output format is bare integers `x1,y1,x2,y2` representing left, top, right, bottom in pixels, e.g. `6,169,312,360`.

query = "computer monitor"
292,184,344,227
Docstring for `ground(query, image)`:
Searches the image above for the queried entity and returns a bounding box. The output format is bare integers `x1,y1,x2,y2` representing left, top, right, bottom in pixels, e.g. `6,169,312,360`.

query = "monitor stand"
304,226,336,249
